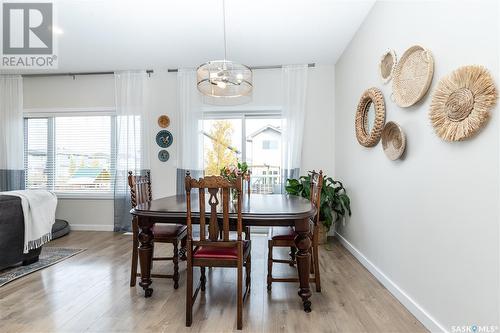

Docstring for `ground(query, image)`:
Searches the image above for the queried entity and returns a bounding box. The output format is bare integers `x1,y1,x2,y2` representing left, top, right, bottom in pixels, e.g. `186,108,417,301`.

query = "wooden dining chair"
266,170,323,292
128,171,187,289
185,172,251,330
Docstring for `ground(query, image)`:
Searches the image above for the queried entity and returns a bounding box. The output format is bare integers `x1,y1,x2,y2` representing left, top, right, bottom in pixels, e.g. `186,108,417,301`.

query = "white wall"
23,65,335,229
334,1,499,331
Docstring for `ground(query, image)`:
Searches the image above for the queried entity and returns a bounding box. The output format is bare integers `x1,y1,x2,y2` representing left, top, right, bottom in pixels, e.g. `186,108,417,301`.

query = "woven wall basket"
429,65,498,141
379,49,397,84
355,87,386,147
381,121,406,160
392,45,434,107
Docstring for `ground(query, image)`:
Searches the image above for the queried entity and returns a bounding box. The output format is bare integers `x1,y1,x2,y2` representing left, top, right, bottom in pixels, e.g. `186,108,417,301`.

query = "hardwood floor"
0,231,427,333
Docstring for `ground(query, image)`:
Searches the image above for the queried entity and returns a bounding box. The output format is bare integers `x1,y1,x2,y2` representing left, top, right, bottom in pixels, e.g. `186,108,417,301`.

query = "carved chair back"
185,172,243,245
128,171,152,208
309,170,324,225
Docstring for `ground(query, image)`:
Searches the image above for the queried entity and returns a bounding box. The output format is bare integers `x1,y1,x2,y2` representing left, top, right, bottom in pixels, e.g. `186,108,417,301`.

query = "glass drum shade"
197,60,253,98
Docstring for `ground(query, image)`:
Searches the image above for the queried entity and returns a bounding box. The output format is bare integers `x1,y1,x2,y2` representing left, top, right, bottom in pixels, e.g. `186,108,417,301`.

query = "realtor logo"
1,1,57,68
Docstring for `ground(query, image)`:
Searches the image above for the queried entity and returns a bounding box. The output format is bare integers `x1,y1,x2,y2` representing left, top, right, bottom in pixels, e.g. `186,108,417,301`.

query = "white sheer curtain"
176,68,203,194
114,71,150,231
0,75,24,191
281,64,309,187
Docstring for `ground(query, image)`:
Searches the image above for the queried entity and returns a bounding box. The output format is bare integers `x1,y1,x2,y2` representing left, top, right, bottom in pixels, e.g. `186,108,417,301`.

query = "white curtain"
176,68,203,194
0,75,24,191
114,71,150,231
281,64,309,187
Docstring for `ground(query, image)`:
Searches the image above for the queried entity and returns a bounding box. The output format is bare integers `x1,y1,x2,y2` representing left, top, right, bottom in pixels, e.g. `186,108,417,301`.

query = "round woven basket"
379,49,397,84
355,88,386,147
392,45,434,107
429,65,498,141
381,121,406,160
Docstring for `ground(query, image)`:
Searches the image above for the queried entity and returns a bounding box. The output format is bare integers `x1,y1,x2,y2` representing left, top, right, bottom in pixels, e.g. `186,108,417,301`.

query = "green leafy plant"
285,173,351,231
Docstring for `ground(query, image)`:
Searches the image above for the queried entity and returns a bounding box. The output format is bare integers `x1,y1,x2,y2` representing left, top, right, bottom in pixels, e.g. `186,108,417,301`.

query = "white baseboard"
335,232,447,333
70,224,114,232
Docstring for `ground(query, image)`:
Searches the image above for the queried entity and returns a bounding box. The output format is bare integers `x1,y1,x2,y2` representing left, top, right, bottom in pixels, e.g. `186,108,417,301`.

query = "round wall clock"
158,115,170,128
158,150,170,162
156,130,173,148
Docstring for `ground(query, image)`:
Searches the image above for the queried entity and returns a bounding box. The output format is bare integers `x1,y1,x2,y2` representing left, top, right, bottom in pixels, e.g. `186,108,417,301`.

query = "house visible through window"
24,115,114,196
202,113,282,194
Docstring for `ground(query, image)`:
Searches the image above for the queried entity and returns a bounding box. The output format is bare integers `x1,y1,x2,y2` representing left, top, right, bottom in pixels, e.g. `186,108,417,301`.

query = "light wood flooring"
0,231,427,333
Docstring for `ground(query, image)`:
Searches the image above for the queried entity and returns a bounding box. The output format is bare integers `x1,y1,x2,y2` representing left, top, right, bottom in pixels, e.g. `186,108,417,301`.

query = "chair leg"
186,254,193,327
173,240,179,289
289,246,297,267
245,253,251,292
200,267,206,291
313,242,321,292
180,236,187,261
237,257,243,330
130,227,139,287
267,240,273,291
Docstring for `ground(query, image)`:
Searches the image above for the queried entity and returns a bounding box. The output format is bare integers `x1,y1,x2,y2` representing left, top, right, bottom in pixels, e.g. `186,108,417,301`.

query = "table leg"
137,216,154,298
294,218,312,312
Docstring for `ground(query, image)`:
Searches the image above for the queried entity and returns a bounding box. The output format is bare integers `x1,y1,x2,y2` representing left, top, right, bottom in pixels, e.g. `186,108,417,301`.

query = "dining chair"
266,170,323,292
185,172,251,330
128,171,187,289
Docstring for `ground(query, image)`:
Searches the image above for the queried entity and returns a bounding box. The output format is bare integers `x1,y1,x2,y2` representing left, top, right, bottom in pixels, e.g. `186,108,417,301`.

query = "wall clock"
158,150,170,162
156,130,173,148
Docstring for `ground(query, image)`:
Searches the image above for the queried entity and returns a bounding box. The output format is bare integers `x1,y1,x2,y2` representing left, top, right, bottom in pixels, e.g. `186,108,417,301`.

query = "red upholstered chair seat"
194,240,250,260
153,224,187,237
270,227,296,240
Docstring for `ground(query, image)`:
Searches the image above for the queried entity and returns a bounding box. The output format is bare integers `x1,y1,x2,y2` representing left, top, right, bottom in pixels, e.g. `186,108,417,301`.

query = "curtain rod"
21,63,316,77
167,63,316,72
22,69,154,78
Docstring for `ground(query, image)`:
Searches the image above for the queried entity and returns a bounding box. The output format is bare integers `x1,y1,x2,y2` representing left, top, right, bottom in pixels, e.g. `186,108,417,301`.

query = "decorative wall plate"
379,49,397,84
156,130,173,148
158,115,170,128
158,149,170,162
392,45,434,107
381,121,406,160
355,87,386,147
429,65,498,141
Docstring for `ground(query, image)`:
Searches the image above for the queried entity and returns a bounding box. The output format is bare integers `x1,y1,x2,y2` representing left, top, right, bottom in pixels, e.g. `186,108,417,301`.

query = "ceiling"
17,0,375,72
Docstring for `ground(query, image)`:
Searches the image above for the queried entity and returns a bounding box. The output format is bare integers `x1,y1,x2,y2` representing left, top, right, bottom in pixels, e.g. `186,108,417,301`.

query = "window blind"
24,115,114,195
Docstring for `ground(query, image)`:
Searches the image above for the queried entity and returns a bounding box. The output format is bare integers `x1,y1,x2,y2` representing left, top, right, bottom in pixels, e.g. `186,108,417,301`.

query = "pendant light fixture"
196,0,253,98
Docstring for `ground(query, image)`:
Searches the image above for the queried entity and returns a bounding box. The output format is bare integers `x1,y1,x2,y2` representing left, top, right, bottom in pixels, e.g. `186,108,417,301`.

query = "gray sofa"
0,195,42,271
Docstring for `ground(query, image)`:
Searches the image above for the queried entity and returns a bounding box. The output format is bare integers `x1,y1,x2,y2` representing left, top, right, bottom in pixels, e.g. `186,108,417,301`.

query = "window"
262,140,278,150
202,113,282,194
24,115,114,196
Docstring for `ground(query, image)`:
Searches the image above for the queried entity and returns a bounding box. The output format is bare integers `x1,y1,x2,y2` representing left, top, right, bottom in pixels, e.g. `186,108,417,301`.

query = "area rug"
0,247,85,287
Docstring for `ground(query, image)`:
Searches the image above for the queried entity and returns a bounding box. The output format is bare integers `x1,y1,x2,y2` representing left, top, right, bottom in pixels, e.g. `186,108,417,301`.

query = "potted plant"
285,173,351,244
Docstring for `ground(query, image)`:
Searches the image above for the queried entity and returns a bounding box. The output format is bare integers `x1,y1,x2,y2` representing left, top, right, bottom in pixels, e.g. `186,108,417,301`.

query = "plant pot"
316,222,329,245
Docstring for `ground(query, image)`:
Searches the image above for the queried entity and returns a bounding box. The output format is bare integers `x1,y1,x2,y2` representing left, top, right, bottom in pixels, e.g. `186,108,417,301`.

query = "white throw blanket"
1,190,57,253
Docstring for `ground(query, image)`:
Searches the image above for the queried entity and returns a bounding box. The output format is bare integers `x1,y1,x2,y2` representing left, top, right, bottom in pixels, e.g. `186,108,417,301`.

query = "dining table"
130,193,317,312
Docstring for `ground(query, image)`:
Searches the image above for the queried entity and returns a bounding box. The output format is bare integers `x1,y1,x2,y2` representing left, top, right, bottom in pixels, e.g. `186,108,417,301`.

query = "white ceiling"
23,0,375,72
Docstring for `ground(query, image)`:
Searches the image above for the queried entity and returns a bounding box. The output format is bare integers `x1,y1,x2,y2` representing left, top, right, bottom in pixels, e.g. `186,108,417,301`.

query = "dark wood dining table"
131,193,316,312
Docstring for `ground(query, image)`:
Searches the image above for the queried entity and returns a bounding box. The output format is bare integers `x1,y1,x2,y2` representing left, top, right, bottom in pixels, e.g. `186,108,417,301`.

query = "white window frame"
201,106,282,164
23,107,116,200
201,106,282,234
